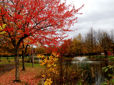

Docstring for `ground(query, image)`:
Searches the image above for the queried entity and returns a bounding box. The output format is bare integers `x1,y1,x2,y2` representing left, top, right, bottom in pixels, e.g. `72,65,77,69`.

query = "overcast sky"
66,0,114,39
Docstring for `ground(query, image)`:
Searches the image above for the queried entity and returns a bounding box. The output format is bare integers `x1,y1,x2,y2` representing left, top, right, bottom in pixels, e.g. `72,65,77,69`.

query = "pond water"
70,57,113,85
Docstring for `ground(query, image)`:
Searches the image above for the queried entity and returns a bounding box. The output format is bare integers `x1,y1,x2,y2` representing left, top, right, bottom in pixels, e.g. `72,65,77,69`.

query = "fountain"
72,56,102,64
71,57,88,63
72,57,87,62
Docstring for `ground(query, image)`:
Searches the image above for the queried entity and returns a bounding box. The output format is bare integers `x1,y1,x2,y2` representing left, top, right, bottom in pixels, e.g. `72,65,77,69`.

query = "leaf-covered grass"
0,67,45,85
0,57,45,84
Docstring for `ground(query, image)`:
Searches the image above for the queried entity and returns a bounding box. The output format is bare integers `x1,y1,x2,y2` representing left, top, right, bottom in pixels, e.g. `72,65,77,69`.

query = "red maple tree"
59,39,72,54
0,0,83,81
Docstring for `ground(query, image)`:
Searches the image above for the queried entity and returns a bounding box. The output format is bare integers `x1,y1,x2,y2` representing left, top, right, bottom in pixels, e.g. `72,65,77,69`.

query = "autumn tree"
0,34,14,55
20,38,38,70
59,39,72,56
85,34,91,57
100,32,112,58
71,33,83,56
20,40,29,71
82,38,88,55
0,8,11,60
0,34,6,61
0,0,83,82
35,46,46,54
85,28,96,58
89,28,96,57
97,29,104,58
110,30,114,57
76,33,83,56
58,39,72,84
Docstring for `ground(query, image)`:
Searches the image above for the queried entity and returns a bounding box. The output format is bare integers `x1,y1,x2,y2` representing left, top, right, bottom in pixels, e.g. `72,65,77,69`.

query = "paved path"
0,64,15,76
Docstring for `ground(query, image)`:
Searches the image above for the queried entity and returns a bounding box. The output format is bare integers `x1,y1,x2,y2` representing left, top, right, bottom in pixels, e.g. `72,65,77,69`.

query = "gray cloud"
67,0,114,38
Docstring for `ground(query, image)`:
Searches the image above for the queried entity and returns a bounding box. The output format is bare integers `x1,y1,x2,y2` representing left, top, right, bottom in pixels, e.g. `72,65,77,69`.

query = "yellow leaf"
42,75,46,78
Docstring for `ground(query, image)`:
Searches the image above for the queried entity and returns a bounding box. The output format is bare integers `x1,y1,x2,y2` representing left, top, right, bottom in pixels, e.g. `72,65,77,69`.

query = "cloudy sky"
66,0,114,38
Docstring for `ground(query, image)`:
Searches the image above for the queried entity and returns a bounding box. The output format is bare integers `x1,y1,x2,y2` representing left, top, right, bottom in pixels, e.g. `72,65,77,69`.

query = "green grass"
86,55,114,58
20,63,42,67
96,55,114,58
0,61,14,65
0,57,43,68
0,57,14,65
1,57,14,60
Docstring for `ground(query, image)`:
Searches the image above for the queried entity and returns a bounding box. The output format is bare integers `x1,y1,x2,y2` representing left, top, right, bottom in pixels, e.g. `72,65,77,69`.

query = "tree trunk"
22,50,25,71
93,54,94,58
104,50,107,59
0,56,1,62
89,53,90,58
32,45,34,67
7,56,9,60
59,55,63,85
14,47,20,82
32,56,34,67
113,47,114,57
22,41,26,71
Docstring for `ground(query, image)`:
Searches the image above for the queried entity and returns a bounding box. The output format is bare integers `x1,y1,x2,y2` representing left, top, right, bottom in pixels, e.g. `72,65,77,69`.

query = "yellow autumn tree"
37,52,59,85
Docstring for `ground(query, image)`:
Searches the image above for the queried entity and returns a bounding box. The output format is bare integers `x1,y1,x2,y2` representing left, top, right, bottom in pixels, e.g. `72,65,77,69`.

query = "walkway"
0,64,15,76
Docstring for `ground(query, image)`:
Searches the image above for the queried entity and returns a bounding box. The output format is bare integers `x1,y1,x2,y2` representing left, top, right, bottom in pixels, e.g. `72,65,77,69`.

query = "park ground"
0,57,45,85
0,55,114,85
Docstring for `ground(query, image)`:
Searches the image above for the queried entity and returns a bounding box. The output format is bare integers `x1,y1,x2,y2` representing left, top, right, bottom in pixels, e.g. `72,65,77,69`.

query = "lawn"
95,55,114,60
0,56,42,67
85,55,114,61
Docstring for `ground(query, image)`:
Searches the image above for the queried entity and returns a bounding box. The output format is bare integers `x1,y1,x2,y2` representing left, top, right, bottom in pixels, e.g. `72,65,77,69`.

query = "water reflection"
70,57,113,85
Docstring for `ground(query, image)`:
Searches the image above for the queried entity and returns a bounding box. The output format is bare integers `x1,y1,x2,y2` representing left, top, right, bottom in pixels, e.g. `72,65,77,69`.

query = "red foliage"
0,0,83,81
0,0,83,46
59,39,72,54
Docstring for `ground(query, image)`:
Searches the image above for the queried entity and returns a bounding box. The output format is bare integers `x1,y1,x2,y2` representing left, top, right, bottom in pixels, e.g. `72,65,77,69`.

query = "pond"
66,57,114,85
